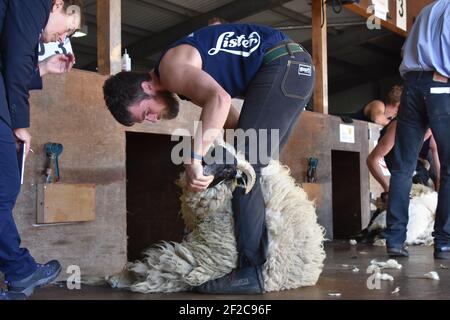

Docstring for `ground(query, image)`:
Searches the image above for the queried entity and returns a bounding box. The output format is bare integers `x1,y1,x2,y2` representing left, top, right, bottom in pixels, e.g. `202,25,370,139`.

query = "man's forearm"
192,93,231,158
223,103,240,130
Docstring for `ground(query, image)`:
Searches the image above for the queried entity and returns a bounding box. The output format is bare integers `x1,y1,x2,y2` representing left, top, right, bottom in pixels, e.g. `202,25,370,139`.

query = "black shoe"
387,245,409,257
0,288,27,300
434,247,450,260
195,266,264,295
8,260,62,297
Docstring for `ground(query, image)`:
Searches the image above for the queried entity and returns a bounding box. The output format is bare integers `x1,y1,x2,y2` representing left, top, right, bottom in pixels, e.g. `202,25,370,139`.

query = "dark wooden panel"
126,132,185,261
281,111,371,239
331,150,362,239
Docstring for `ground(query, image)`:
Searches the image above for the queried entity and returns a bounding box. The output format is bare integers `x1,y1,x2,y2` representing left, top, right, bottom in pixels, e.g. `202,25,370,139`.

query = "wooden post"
312,0,328,114
97,0,121,75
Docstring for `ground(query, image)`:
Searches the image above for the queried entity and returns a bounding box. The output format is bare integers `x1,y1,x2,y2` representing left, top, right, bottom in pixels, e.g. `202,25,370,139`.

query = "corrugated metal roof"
282,0,313,15
165,0,235,13
70,0,403,95
122,1,185,32
237,10,292,26
283,0,364,20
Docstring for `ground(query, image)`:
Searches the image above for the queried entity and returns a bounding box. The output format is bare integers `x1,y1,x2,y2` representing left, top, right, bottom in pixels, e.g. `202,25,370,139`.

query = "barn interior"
2,0,448,301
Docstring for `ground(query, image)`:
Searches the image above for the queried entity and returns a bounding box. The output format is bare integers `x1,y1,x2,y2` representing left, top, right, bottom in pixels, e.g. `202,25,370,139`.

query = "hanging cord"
321,0,343,28
327,0,343,13
332,0,343,14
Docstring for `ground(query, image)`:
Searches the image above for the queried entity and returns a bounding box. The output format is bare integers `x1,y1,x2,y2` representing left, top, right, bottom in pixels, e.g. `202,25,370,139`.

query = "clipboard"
17,142,26,185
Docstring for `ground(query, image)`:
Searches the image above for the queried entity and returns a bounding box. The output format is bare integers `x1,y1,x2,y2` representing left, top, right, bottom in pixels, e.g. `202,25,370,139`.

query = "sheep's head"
202,142,256,194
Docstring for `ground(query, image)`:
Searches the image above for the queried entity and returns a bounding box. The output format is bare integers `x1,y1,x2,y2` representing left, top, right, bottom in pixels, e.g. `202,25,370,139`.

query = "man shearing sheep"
103,23,315,294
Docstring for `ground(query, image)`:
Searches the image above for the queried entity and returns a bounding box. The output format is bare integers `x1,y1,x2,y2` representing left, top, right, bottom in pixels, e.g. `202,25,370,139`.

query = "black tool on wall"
44,143,63,183
307,157,319,183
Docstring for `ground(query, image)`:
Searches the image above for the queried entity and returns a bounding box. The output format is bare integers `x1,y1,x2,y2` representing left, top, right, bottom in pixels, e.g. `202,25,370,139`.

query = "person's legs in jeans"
386,76,427,248
425,81,450,248
0,120,37,283
233,51,315,268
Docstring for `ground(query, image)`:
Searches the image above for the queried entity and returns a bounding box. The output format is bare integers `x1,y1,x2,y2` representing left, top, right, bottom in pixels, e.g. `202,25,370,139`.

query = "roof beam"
302,25,390,53
97,0,121,75
128,0,199,17
84,13,152,37
312,0,328,114
127,0,293,60
271,6,340,35
271,6,311,24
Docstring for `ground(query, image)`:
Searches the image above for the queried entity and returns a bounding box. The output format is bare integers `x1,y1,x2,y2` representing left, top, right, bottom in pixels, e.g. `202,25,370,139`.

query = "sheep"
106,141,326,293
357,184,437,246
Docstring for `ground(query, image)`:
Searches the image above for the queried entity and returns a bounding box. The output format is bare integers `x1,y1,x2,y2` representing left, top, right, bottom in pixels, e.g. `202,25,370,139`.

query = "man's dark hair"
103,71,180,126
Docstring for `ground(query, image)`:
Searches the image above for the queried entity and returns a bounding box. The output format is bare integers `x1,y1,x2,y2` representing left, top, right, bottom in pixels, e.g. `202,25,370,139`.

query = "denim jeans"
386,71,450,249
232,45,315,267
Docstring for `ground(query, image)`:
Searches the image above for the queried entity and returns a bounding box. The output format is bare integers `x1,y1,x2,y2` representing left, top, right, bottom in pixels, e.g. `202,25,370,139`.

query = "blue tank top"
155,23,289,98
352,106,371,122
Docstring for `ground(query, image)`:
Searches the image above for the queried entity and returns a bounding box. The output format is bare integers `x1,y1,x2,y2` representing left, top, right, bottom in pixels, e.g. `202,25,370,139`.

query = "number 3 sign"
38,38,74,62
396,0,407,31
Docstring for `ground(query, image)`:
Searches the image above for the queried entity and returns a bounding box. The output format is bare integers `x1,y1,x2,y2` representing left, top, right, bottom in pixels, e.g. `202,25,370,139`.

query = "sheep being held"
108,142,326,293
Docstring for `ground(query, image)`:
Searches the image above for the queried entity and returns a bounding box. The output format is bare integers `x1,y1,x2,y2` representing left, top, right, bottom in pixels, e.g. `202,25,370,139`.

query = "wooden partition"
281,111,372,239
18,69,377,279
19,69,203,280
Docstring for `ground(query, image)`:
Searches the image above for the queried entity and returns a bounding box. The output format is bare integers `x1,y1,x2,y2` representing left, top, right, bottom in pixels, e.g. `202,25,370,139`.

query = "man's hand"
184,160,214,192
39,53,75,76
13,128,31,156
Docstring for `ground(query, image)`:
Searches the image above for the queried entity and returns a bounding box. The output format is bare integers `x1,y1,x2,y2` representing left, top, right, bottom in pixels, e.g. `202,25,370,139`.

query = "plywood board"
37,183,96,224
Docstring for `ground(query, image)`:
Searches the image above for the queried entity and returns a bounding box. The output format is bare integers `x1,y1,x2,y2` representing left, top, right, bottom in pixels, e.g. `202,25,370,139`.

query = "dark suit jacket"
0,0,51,129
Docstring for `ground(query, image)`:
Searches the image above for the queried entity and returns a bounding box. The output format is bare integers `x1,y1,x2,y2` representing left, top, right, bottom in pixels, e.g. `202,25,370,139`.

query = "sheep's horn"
236,159,256,194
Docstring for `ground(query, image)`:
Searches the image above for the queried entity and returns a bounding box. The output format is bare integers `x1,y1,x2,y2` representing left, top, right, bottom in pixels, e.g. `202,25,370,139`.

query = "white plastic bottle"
121,49,131,71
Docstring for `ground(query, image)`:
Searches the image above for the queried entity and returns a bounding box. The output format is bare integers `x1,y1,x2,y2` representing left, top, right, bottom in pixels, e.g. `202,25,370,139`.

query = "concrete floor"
30,241,449,300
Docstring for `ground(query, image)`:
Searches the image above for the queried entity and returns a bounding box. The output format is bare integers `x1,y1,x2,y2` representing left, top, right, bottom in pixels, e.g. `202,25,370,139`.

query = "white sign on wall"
38,38,73,62
372,0,389,20
373,0,389,10
396,0,407,31
339,124,355,144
